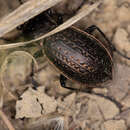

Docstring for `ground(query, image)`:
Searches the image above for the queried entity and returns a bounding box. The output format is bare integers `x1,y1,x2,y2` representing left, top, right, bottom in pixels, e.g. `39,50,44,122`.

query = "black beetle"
20,10,130,91
44,25,114,90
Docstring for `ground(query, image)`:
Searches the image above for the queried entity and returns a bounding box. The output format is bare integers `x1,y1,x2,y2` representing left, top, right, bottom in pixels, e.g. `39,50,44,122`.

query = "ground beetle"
20,10,130,91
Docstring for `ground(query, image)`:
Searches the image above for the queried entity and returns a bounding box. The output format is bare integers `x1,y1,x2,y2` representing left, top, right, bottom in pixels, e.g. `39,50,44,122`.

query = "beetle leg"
60,75,77,91
30,60,40,90
60,74,67,88
85,25,130,60
60,75,93,93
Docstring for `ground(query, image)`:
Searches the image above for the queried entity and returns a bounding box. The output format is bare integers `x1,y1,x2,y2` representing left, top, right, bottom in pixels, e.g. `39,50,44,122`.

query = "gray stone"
116,109,130,128
67,93,120,129
121,94,130,108
86,99,104,121
86,94,120,120
113,27,130,66
101,120,127,130
108,64,130,102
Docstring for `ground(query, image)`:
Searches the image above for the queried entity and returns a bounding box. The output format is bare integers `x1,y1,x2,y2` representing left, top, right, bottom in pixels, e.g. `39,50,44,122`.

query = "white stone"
16,87,57,118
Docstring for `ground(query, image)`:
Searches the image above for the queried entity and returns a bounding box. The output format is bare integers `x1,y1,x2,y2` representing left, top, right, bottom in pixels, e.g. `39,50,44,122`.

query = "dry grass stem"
0,51,38,99
0,109,15,130
0,1,102,50
0,0,62,37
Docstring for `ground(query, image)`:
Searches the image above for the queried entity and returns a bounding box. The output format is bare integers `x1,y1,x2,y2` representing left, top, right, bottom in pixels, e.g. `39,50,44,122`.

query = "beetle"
20,10,130,91
44,25,114,91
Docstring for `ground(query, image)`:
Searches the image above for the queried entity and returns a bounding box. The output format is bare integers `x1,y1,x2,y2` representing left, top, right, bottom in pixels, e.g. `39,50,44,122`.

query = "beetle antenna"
112,47,130,60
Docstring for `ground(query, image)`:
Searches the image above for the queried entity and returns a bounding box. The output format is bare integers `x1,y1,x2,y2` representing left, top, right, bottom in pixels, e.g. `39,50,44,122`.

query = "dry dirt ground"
0,0,130,130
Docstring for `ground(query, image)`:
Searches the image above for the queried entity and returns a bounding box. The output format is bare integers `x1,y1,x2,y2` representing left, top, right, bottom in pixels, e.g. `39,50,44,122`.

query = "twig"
0,1,102,50
0,0,62,37
0,51,39,99
0,109,15,130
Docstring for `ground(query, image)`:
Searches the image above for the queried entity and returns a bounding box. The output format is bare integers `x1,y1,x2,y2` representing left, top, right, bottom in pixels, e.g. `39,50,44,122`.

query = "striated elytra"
44,25,114,90
20,11,130,91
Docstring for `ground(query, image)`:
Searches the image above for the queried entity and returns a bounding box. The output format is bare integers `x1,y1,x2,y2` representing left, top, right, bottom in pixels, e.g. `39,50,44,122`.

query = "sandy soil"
0,0,130,130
